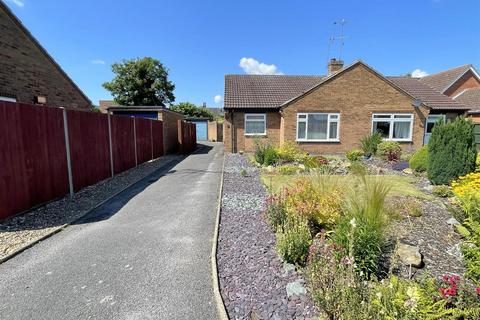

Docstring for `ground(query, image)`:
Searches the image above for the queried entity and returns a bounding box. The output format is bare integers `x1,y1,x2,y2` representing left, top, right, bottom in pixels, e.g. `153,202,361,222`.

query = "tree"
428,117,477,185
169,102,216,121
103,57,175,106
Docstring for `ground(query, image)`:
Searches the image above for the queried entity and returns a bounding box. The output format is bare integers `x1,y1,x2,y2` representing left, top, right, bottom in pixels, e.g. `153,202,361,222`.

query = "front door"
424,115,446,145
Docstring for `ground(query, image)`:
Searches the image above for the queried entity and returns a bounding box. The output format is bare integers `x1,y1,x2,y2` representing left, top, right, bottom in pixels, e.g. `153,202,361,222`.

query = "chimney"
327,58,344,76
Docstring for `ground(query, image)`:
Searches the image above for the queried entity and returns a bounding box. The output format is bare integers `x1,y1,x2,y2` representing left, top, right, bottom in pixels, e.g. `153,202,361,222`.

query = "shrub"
263,145,279,166
283,176,344,229
349,162,367,176
265,192,288,232
277,165,301,175
333,177,391,279
401,152,413,162
428,117,477,185
409,146,429,172
276,215,312,265
307,234,372,320
276,142,301,163
432,185,453,198
301,155,328,169
378,141,402,162
346,149,363,162
361,132,383,156
477,153,480,172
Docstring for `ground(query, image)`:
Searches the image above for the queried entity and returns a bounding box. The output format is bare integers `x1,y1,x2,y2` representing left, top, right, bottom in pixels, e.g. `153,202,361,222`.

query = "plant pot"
363,154,371,160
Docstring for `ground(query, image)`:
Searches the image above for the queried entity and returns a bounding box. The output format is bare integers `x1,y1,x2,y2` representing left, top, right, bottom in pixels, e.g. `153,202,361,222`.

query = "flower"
349,217,357,228
476,287,480,295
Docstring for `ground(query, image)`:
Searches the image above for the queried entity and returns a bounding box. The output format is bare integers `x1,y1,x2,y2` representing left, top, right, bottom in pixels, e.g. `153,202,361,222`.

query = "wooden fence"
177,120,197,154
0,101,164,220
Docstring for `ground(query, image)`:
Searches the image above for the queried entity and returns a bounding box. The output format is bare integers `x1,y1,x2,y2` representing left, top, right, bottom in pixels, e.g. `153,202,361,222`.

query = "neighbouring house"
0,1,91,109
419,64,480,123
223,59,470,153
106,106,185,154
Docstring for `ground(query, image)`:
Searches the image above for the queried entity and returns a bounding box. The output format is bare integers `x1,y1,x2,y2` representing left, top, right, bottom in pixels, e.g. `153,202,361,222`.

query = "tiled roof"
224,75,323,109
388,77,468,110
454,88,480,113
420,64,472,93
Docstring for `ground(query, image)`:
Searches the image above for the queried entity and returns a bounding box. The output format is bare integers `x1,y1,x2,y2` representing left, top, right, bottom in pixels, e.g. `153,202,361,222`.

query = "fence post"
108,112,114,177
62,108,74,197
150,120,154,160
133,117,138,166
177,119,183,154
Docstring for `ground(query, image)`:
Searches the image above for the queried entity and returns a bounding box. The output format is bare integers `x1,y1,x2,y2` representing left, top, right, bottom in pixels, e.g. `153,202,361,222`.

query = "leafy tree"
169,102,216,121
103,57,175,106
428,117,477,185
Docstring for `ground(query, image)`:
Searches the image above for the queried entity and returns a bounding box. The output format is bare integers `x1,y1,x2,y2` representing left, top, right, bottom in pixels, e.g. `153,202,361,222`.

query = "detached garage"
189,118,209,141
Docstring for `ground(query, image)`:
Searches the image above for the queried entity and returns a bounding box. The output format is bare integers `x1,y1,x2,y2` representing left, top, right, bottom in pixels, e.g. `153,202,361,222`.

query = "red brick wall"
0,4,90,109
282,64,429,154
445,70,480,97
158,109,185,154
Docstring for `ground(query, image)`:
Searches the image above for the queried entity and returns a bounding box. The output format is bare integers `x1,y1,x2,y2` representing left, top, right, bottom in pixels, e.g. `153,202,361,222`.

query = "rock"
298,164,306,170
396,243,423,268
266,165,274,173
447,217,460,226
283,262,296,276
286,280,307,298
403,168,414,174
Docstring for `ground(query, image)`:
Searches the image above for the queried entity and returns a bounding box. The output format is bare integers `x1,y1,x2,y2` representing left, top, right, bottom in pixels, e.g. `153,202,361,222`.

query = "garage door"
193,121,207,141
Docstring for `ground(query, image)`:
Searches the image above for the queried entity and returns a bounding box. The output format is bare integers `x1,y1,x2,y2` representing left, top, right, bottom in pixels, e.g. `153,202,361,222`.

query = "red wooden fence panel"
111,115,136,174
152,120,164,158
67,110,111,191
0,102,68,219
135,118,153,164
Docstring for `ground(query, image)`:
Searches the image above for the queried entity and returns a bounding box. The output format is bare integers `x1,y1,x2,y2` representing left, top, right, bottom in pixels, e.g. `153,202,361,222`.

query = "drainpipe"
230,111,236,153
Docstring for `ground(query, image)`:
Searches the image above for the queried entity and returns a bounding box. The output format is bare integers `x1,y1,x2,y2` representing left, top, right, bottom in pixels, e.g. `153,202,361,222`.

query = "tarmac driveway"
0,142,223,320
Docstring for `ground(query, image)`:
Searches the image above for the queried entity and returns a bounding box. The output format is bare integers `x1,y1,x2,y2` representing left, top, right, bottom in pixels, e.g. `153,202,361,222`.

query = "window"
296,113,340,141
0,96,16,102
372,114,413,141
245,114,266,135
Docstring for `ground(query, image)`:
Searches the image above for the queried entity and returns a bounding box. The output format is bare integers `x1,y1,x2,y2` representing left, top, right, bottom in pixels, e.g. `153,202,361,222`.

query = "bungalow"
223,60,469,153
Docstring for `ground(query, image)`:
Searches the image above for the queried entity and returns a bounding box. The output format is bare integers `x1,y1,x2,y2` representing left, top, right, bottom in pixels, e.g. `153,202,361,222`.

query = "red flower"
476,287,480,295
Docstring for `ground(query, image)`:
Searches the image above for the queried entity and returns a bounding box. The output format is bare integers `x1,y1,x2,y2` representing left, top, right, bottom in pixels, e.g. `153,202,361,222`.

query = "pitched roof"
454,88,480,113
420,64,473,93
224,75,323,109
388,77,468,110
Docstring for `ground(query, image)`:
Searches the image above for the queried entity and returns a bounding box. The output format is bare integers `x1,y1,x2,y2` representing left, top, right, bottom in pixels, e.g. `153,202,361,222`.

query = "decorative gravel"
0,154,180,261
217,154,317,320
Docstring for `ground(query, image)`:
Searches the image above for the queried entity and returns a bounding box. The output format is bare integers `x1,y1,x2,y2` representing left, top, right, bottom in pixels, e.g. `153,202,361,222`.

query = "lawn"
261,173,432,200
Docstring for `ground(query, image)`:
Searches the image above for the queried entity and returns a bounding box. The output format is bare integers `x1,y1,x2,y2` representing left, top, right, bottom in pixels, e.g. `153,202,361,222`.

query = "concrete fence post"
133,117,138,166
107,112,114,177
62,108,74,197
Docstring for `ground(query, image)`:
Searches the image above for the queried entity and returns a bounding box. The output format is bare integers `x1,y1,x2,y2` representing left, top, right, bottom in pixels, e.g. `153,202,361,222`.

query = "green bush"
378,141,402,162
276,141,301,163
346,149,363,162
360,132,383,156
263,145,279,166
349,162,367,176
409,146,429,172
277,165,301,175
333,177,391,279
265,193,287,232
432,185,453,198
276,215,312,265
428,117,477,185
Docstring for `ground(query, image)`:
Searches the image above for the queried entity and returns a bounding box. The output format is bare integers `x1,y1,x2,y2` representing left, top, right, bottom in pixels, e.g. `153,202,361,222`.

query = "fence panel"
135,118,153,164
0,102,68,219
67,110,111,191
152,120,164,158
111,115,136,174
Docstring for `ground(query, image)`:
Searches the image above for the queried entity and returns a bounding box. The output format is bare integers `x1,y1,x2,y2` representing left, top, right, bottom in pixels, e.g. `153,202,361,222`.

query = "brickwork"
444,70,480,97
158,109,185,154
0,3,91,109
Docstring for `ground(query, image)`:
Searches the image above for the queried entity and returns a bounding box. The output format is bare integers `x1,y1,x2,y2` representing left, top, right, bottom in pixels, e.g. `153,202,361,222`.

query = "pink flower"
476,287,480,295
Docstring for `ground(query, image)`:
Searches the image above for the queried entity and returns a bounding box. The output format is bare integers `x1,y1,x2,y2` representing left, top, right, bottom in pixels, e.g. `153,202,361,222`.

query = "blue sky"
5,0,480,107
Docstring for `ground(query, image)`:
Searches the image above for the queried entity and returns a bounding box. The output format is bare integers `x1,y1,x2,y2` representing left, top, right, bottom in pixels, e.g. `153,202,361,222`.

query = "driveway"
0,142,224,320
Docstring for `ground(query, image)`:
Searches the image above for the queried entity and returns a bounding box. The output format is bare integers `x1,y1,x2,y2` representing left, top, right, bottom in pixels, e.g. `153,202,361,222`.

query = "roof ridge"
422,64,472,78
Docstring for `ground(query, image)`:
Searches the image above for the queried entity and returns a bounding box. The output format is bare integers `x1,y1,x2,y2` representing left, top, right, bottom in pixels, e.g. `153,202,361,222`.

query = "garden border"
211,153,229,320
0,156,183,265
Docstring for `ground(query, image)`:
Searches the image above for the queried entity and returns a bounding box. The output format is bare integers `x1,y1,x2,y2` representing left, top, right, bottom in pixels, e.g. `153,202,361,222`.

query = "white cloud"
214,95,222,104
8,0,25,7
239,57,283,75
91,59,106,65
411,69,429,78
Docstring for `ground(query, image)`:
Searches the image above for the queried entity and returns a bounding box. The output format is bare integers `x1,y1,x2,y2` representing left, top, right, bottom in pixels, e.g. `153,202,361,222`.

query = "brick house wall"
444,70,480,97
224,111,281,152
0,3,90,109
282,64,429,154
158,109,185,154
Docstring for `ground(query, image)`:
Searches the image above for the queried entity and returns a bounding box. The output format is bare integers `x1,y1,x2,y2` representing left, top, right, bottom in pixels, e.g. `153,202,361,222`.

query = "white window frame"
371,113,414,142
244,113,266,136
0,96,16,102
296,113,340,142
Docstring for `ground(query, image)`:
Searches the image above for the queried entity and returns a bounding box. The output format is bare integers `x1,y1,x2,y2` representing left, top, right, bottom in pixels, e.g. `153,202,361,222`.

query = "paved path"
0,142,224,320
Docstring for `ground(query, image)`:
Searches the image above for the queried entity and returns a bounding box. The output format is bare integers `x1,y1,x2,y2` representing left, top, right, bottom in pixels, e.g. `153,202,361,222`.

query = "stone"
283,262,296,276
396,243,422,268
266,165,274,173
402,168,414,174
286,280,307,298
447,217,460,226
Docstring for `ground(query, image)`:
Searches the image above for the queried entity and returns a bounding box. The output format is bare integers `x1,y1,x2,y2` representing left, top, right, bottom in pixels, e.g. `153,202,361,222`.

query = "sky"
5,0,480,107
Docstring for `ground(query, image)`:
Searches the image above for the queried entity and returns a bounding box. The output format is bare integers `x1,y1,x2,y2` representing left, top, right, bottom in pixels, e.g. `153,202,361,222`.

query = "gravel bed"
0,154,180,261
218,154,317,320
